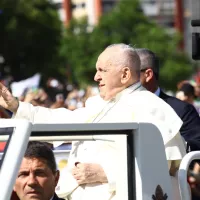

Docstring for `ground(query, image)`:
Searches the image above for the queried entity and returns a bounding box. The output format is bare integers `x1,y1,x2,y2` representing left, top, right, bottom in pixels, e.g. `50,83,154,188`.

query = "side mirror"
192,33,200,60
191,20,200,60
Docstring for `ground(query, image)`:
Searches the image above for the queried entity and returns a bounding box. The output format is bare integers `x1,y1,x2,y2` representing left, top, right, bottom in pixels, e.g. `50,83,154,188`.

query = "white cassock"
13,82,186,200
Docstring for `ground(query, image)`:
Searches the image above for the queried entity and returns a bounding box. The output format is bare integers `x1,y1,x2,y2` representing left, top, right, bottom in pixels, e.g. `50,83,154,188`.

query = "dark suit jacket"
159,91,200,151
53,193,65,200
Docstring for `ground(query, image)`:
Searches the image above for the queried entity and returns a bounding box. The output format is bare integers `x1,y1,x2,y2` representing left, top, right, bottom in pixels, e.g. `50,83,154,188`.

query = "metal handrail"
0,119,32,200
178,151,200,200
0,135,115,142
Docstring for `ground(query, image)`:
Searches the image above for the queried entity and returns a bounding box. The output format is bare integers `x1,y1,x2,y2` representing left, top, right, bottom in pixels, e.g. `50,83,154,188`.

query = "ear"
54,170,60,186
121,67,131,84
144,68,154,83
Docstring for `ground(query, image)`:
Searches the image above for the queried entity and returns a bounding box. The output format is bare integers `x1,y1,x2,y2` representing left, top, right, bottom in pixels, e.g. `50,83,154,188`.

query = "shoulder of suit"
161,92,194,108
53,193,65,200
159,91,200,119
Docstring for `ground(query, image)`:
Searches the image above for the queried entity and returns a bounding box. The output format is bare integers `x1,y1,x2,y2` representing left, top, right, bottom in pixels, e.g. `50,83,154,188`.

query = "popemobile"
0,119,198,200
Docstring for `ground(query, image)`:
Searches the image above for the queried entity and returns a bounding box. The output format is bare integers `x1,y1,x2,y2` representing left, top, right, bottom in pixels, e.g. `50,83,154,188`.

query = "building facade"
52,0,117,26
53,0,200,55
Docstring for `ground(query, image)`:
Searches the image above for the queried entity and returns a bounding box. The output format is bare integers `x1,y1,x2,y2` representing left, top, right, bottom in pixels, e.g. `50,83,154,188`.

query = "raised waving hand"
0,82,19,113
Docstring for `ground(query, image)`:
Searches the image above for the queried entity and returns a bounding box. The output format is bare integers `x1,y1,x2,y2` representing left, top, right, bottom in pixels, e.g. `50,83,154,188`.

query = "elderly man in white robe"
0,44,186,200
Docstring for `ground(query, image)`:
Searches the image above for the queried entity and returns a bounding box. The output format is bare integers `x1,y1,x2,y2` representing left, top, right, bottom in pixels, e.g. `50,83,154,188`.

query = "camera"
191,20,200,60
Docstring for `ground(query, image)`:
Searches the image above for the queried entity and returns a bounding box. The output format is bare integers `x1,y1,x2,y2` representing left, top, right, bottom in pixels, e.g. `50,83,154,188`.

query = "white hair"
105,43,141,77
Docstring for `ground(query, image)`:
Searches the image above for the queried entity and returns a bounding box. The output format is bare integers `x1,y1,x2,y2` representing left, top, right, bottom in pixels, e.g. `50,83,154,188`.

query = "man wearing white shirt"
0,44,185,200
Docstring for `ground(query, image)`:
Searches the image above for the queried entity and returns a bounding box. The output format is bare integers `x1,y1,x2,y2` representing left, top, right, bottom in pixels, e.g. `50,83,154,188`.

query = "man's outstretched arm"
0,82,88,123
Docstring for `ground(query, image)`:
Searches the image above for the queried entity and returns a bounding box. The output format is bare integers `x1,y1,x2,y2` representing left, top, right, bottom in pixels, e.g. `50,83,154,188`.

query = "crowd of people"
0,44,200,200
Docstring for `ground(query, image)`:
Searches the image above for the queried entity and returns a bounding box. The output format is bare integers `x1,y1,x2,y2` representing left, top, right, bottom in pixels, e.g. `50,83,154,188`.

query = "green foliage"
0,0,64,81
63,0,193,90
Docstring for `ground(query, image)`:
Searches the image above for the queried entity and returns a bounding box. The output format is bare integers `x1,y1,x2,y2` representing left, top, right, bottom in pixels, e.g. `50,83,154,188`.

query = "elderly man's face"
14,157,59,200
94,51,125,101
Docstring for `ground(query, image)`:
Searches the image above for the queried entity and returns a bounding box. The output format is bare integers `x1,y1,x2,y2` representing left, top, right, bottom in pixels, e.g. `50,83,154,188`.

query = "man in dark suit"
137,48,200,200
13,141,64,200
136,48,200,151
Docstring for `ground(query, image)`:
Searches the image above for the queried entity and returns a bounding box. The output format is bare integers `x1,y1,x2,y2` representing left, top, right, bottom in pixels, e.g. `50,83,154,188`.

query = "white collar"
114,81,142,101
92,82,142,122
154,87,161,96
100,82,142,104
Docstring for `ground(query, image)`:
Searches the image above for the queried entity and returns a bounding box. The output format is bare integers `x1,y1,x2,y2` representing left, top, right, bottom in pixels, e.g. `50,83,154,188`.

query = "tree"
0,0,64,81
62,0,192,91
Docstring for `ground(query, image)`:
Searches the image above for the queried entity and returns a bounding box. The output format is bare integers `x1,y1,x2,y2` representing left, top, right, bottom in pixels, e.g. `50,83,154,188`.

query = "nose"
94,71,101,82
27,174,38,187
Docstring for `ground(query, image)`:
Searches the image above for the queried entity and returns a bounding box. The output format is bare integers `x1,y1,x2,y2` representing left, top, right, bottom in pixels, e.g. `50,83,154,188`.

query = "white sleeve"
13,101,88,124
165,132,186,161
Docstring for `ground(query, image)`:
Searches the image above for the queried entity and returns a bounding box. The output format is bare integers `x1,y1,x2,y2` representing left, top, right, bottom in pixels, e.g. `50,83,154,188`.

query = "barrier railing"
178,151,200,200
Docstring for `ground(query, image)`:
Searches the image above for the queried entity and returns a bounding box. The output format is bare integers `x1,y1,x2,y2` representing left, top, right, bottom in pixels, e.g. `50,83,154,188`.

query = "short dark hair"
179,83,195,97
24,141,57,173
136,48,160,80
